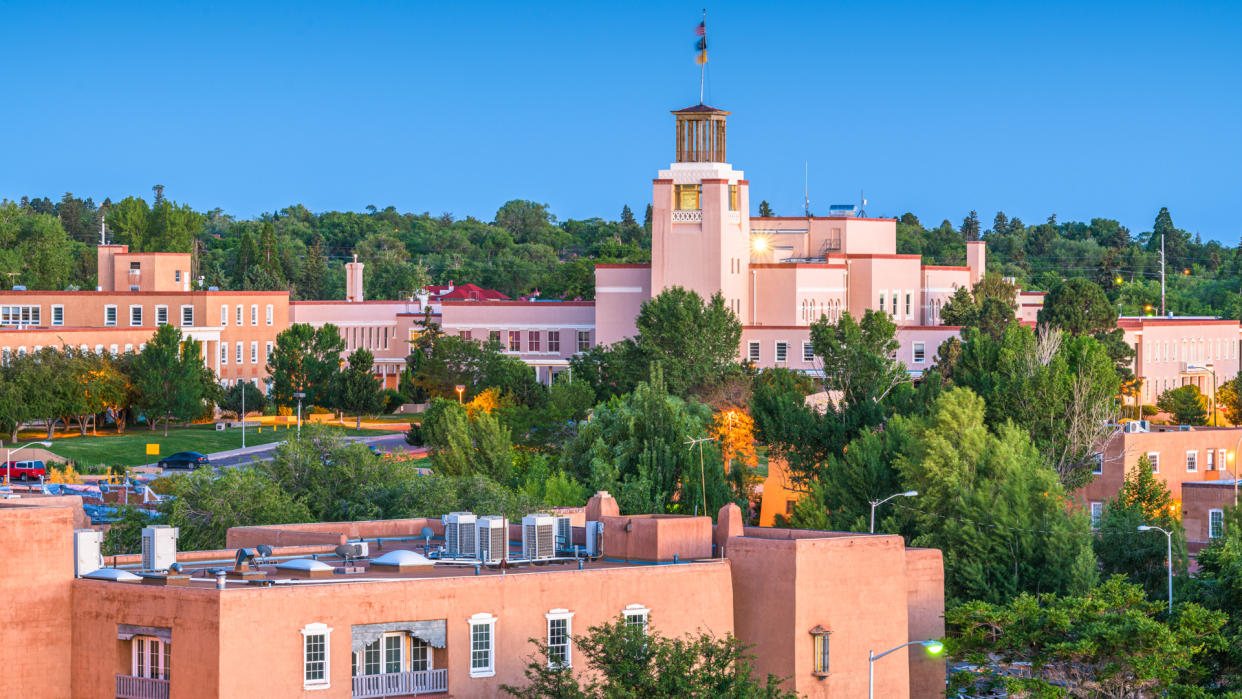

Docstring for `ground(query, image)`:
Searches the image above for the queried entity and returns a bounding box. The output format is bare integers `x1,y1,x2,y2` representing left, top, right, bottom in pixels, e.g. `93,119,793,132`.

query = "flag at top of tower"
695,20,707,64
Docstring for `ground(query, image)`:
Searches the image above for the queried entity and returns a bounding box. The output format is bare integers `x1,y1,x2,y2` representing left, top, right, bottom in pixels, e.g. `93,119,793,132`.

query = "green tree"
938,275,1019,339
407,325,544,406
266,323,346,411
337,348,384,428
1037,278,1116,335
1219,371,1242,426
946,577,1227,697
1158,385,1208,426
757,200,774,217
633,287,743,396
811,309,906,409
217,380,267,421
163,467,312,550
1096,456,1189,600
422,399,473,476
102,506,162,555
298,237,329,300
470,409,514,483
133,325,216,436
898,388,1098,603
502,617,798,699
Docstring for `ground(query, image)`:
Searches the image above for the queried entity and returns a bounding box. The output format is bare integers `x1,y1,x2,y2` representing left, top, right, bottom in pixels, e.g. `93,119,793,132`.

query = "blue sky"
3,1,1240,242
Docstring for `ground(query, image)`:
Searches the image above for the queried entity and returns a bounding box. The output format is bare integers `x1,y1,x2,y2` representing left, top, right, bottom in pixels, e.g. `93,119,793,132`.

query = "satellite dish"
256,544,273,559
334,544,355,563
421,526,434,542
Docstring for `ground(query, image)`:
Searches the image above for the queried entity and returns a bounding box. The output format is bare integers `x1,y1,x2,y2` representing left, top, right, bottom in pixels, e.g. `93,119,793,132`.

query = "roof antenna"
859,189,867,218
99,218,107,246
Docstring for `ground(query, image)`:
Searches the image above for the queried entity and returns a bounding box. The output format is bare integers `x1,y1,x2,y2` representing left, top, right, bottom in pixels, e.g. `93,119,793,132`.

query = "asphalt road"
158,433,420,472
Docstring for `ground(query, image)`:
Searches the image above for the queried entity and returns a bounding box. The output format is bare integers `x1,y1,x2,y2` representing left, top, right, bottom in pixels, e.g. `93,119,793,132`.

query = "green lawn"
38,424,378,468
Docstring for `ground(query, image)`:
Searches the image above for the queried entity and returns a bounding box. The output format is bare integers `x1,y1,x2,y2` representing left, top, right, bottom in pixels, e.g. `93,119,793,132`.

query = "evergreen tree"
133,325,216,436
757,200,774,217
1095,456,1189,600
1157,385,1208,425
299,237,329,299
989,211,1009,236
421,399,473,476
337,348,384,428
643,204,652,232
620,204,636,225
961,210,981,241
266,323,346,411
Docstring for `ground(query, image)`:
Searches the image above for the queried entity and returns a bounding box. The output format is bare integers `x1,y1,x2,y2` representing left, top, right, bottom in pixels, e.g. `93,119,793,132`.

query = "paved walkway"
151,433,422,470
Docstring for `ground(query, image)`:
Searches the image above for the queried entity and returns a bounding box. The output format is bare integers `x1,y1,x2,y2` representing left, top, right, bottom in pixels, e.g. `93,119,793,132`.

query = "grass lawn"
34,424,378,468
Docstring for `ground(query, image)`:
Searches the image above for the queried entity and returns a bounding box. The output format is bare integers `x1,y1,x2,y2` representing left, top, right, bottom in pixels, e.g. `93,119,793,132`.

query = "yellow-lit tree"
710,409,760,505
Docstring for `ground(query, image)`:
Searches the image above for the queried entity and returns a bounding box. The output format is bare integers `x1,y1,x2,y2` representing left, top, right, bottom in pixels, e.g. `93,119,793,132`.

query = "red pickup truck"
4,460,46,481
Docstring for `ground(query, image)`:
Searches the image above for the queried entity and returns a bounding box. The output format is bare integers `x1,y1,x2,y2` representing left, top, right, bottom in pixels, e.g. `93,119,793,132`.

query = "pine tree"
990,211,1008,236
758,200,774,217
300,238,328,300
1095,455,1189,599
620,204,636,225
961,210,981,241
336,348,384,429
643,204,653,232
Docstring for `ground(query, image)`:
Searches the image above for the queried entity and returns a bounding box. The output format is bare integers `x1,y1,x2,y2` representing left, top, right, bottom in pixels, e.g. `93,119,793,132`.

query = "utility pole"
685,435,715,516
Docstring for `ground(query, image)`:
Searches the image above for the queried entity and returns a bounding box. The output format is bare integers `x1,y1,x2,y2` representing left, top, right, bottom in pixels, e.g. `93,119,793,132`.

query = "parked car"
4,460,46,481
158,452,209,470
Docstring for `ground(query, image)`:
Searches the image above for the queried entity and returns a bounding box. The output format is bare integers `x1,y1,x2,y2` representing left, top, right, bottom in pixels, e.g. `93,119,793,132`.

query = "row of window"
344,325,390,352
104,304,195,327
301,607,651,690
219,341,274,366
220,304,275,327
1090,502,1226,540
1144,337,1236,364
425,330,592,355
1125,449,1228,475
2,343,140,363
746,340,926,365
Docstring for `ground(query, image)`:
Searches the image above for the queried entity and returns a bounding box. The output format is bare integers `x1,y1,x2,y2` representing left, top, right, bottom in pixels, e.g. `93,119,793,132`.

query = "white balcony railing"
116,674,170,699
671,209,702,223
353,668,448,698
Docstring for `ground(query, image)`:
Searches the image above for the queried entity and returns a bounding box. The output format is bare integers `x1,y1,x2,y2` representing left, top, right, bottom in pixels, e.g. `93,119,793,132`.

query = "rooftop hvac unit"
585,521,604,557
74,529,103,577
522,514,556,561
1125,420,1151,434
554,516,573,552
476,516,508,564
141,525,179,572
443,512,476,558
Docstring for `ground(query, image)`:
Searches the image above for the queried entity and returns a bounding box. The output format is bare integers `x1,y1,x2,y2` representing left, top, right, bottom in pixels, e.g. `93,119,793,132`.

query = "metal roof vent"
82,568,141,582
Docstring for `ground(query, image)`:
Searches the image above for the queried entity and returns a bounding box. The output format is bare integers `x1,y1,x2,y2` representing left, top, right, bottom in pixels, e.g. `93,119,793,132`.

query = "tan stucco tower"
650,104,752,322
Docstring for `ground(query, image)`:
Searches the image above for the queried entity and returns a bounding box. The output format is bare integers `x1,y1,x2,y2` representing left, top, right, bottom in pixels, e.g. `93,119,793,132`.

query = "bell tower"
650,104,751,323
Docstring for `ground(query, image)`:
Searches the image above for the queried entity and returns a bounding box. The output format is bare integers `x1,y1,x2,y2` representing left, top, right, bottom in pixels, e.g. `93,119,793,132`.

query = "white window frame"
236,343,243,364
251,341,258,364
1092,452,1104,475
468,613,497,678
1090,501,1103,530
1147,451,1160,473
155,305,169,326
622,604,649,635
266,304,274,325
236,305,243,326
1210,508,1225,539
181,305,194,327
913,341,926,364
220,304,228,327
104,305,117,327
810,627,831,676
547,330,560,353
300,622,332,690
174,269,181,283
1186,450,1198,472
802,341,814,363
129,304,143,327
577,330,591,353
266,341,274,363
775,341,788,363
251,304,258,326
1208,449,1216,471
131,635,170,680
748,341,761,362
51,305,63,326
221,342,229,365
545,609,574,669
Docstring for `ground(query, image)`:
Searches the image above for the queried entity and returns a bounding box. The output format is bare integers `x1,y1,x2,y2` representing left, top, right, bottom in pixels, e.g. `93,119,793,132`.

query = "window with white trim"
251,341,258,364
1092,452,1104,475
548,331,560,353
410,637,431,672
236,343,243,364
469,613,497,678
623,604,649,635
913,342,926,364
251,304,258,326
546,610,573,668
174,269,181,283
775,342,788,363
236,305,243,326
577,331,591,352
155,305,168,325
104,305,117,327
529,331,541,352
300,622,332,689
1090,501,1103,530
508,330,521,352
878,293,885,313
266,341,274,363
51,305,63,326
802,341,814,363
129,305,143,326
905,293,912,318
221,342,228,365
1187,450,1198,472
1147,452,1160,473
1211,509,1225,539
181,306,194,326
748,341,760,363
810,626,831,676
1208,449,1216,471
220,305,228,326
131,635,170,680
266,304,274,325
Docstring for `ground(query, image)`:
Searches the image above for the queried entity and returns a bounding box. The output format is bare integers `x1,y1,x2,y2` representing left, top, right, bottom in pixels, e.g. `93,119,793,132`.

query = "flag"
695,21,705,37
695,23,707,65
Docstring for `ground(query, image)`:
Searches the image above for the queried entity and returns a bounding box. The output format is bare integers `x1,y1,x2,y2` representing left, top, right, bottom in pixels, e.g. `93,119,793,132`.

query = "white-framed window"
266,304,274,325
905,293,912,318
250,341,258,364
1092,452,1104,475
546,609,573,668
131,635,170,680
236,343,243,364
251,304,258,326
266,341,274,362
1090,501,1104,530
547,331,560,353
508,330,521,352
220,343,228,365
1187,450,1198,472
110,344,118,355
810,626,831,676
104,305,117,327
1147,451,1160,473
300,622,332,689
51,305,63,326
0,305,40,327
468,613,497,678
410,637,430,671
577,331,591,352
236,305,243,326
623,604,649,634
129,304,143,326
1211,509,1225,539
878,293,885,313
891,292,898,316
155,305,168,325
220,304,228,326
181,305,194,326
748,341,760,362
913,342,926,364
775,341,788,363
802,341,814,363
529,331,541,352
1208,449,1216,471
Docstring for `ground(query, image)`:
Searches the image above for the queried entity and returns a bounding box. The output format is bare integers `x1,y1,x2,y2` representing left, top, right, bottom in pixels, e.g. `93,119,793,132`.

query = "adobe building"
3,493,945,699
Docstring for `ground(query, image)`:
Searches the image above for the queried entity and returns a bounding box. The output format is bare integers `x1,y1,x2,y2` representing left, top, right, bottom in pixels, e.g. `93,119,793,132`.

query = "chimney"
345,254,365,303
966,241,986,288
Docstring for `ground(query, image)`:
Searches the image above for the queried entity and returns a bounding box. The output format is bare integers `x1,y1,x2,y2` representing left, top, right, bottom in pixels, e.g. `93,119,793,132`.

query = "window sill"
470,670,496,679
812,671,831,680
303,681,331,691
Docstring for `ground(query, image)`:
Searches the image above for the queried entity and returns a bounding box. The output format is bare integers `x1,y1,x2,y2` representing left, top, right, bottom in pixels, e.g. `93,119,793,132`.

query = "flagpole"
699,9,706,104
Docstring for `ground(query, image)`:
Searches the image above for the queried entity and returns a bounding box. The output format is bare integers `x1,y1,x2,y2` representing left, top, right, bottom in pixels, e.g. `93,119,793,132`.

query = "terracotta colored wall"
600,515,713,562
1182,482,1237,547
727,536,798,688
0,506,74,698
1080,427,1242,506
0,494,90,529
227,518,445,549
905,548,946,699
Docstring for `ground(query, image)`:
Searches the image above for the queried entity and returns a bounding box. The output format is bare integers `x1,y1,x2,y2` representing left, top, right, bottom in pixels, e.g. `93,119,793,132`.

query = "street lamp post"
1138,524,1174,614
5,441,53,486
869,639,944,699
240,381,246,449
869,490,918,534
1207,364,1217,426
292,392,306,438
455,384,465,405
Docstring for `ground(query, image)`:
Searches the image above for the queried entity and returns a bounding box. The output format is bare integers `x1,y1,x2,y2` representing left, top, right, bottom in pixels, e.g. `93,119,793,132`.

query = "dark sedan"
158,451,210,470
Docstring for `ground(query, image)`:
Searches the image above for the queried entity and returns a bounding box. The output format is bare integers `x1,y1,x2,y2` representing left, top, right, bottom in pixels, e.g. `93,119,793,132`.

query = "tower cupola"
672,104,730,163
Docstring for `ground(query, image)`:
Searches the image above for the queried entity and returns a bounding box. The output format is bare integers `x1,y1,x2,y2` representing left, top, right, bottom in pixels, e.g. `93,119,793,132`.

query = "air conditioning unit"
522,514,556,561
141,525,179,572
476,516,508,564
74,529,103,577
554,516,573,552
585,521,604,557
443,512,476,558
1125,420,1151,434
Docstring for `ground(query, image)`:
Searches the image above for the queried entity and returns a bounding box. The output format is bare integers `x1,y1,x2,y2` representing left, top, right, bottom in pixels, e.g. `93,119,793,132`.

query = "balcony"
671,209,702,223
353,668,448,698
116,674,169,699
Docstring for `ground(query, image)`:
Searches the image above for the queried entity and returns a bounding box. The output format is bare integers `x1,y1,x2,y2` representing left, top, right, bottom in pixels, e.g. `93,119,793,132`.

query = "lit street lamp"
869,490,917,533
5,441,53,486
455,384,465,405
1138,524,1174,614
869,639,943,699
293,392,306,438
